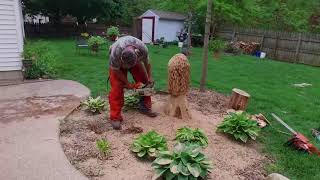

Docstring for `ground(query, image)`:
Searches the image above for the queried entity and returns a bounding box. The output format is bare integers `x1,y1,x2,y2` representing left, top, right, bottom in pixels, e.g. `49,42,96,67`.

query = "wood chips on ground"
60,90,268,180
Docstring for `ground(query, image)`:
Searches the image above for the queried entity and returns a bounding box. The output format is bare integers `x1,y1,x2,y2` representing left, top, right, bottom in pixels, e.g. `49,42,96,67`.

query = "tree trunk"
164,95,192,120
228,88,250,111
200,0,213,91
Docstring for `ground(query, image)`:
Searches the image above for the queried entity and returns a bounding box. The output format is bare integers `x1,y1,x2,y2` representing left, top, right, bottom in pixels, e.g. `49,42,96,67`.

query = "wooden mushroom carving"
164,53,192,120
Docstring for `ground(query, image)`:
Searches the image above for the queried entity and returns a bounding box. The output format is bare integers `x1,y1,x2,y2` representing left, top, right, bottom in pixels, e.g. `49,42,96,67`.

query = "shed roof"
142,10,187,21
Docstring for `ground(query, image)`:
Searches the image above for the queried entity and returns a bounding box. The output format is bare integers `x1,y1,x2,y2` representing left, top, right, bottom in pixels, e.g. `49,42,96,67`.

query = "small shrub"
152,143,213,180
82,96,106,114
107,26,120,37
209,38,226,53
124,94,140,110
217,112,260,143
87,36,105,48
23,40,57,79
131,131,168,158
96,138,110,156
175,127,208,147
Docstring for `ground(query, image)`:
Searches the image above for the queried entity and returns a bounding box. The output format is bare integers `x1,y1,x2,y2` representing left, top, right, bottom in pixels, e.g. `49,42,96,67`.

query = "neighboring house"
139,10,186,43
0,0,24,83
24,14,49,24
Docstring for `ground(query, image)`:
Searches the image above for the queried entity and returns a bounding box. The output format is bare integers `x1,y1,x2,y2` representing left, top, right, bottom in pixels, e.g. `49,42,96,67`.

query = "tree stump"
164,95,192,120
164,54,192,120
228,88,250,111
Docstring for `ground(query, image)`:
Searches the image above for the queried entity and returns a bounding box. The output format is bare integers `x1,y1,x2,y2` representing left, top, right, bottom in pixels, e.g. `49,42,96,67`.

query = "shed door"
142,17,154,43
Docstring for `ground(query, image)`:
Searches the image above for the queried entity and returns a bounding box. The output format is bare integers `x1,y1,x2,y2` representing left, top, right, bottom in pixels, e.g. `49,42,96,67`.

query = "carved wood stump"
228,88,250,111
164,54,192,120
164,94,192,120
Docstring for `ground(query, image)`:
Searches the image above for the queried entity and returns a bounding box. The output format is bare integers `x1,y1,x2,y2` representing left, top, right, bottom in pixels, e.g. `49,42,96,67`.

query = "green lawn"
44,39,320,179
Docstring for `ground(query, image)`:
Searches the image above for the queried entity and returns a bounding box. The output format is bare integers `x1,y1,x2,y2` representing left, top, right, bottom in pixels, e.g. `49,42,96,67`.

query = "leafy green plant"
217,112,260,143
152,143,213,180
107,26,120,37
175,127,208,147
23,40,57,79
209,39,226,53
132,131,168,158
124,94,140,110
96,138,110,156
82,96,106,114
88,36,105,48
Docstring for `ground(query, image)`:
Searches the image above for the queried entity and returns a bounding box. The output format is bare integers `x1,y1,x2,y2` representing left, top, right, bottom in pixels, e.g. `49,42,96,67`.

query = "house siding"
0,0,23,71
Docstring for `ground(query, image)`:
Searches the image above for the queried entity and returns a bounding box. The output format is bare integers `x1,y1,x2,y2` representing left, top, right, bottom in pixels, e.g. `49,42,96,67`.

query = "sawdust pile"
60,91,268,180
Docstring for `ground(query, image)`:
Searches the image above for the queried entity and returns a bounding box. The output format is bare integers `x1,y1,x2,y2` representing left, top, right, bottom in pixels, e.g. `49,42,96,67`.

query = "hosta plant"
132,131,168,158
152,143,213,180
217,112,260,143
96,138,110,157
124,94,140,110
175,127,209,147
82,96,106,114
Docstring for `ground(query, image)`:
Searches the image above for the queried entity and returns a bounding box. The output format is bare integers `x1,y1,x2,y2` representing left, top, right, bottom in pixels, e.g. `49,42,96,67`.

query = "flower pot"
213,52,221,59
110,35,118,41
91,44,99,53
22,59,33,69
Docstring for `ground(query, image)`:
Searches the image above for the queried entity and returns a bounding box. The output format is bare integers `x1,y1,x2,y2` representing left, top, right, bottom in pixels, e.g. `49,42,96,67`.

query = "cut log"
164,95,192,120
228,88,250,111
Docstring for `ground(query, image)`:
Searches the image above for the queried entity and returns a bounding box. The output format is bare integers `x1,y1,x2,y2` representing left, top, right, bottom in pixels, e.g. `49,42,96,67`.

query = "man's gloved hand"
126,82,144,89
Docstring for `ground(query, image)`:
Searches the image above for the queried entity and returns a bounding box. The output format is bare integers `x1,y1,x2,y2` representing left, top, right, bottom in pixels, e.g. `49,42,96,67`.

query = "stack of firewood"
238,41,260,54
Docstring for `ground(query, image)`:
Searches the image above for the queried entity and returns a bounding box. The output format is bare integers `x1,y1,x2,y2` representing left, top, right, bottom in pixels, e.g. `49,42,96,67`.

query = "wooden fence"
216,27,320,66
24,23,132,38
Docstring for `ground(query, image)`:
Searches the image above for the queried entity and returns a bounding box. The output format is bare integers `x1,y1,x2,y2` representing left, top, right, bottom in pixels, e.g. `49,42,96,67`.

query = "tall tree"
200,0,213,91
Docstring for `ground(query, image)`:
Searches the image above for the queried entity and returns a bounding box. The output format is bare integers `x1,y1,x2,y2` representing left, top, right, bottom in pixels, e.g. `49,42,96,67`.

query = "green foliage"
217,112,260,143
106,26,120,37
209,39,226,53
175,127,208,147
82,96,106,113
96,138,110,156
124,94,140,110
87,36,105,48
152,143,213,180
132,131,168,158
23,40,57,79
23,0,124,24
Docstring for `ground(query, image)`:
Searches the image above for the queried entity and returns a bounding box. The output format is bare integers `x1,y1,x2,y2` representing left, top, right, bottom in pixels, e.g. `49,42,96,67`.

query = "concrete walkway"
0,80,90,180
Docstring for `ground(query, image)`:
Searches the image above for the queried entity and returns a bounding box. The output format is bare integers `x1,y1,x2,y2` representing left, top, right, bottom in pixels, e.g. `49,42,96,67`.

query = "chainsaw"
125,82,156,97
272,113,320,156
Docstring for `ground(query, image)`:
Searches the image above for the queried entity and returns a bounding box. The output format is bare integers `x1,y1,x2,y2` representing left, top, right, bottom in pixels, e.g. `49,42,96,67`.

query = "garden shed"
0,0,24,83
139,10,186,43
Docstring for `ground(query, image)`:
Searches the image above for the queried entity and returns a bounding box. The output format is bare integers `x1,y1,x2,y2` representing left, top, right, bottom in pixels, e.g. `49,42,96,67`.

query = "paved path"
0,80,90,180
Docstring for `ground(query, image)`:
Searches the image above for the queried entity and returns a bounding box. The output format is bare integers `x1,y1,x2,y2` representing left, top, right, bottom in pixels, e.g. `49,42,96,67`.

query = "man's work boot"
139,98,158,118
110,121,121,130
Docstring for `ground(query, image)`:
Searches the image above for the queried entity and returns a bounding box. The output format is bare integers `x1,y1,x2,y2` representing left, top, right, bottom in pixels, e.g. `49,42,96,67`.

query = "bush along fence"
216,27,320,66
24,23,132,38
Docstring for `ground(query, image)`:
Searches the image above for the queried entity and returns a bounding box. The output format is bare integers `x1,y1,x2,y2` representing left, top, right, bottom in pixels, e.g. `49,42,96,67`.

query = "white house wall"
0,0,23,71
156,19,184,42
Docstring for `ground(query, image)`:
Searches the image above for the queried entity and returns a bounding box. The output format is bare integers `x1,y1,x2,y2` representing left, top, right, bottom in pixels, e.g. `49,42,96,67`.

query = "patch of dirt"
60,91,268,180
0,95,80,123
187,89,230,115
122,126,144,134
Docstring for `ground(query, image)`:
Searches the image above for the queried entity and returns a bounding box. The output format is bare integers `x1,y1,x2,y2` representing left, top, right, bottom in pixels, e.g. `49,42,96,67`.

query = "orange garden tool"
272,113,320,156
